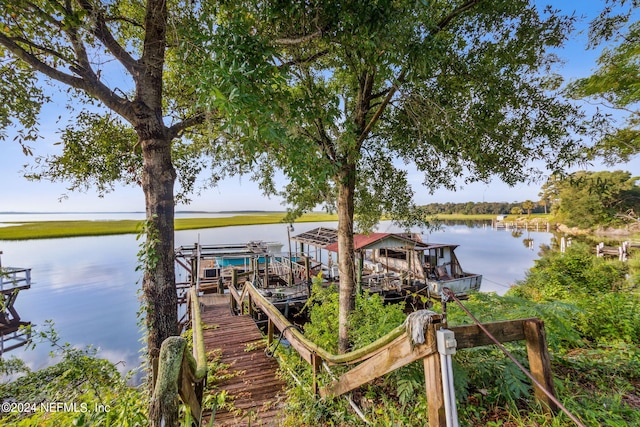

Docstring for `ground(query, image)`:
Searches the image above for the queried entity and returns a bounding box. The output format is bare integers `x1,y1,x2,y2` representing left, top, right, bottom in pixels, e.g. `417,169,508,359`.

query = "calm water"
0,216,553,380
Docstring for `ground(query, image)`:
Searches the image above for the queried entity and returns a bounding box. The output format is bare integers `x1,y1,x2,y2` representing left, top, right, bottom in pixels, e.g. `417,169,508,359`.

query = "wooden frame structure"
0,262,32,354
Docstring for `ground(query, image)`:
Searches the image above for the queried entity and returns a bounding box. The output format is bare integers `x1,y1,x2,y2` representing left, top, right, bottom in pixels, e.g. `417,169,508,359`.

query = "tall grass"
0,212,338,240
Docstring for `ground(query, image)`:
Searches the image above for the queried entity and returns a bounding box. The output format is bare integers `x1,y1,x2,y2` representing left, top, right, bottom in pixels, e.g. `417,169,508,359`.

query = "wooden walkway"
200,294,286,426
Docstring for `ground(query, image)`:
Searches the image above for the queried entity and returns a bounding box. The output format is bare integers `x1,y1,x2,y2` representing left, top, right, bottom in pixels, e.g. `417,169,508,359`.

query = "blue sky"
0,1,638,213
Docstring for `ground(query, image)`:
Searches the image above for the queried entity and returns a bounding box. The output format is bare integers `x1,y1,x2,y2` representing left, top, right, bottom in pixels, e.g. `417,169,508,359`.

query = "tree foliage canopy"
567,1,640,164
200,0,586,229
546,170,640,228
193,0,590,351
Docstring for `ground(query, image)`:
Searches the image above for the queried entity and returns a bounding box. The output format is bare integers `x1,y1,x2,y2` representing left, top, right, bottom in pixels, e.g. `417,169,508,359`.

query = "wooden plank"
179,355,202,423
320,329,438,398
199,296,285,427
523,318,558,414
423,351,446,427
448,318,530,349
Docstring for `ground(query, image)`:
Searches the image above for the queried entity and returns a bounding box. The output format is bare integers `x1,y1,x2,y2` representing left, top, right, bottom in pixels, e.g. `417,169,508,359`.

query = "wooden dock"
200,294,286,426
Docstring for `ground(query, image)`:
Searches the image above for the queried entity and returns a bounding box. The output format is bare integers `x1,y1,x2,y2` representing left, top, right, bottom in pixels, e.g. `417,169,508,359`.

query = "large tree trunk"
337,162,357,353
140,135,179,373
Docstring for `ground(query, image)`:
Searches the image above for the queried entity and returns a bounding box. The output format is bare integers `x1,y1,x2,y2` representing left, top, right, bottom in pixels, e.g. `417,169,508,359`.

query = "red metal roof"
324,233,422,252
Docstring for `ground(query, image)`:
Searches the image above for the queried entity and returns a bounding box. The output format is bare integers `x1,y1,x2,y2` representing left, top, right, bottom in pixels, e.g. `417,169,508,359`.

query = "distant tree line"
421,201,545,216
423,170,640,229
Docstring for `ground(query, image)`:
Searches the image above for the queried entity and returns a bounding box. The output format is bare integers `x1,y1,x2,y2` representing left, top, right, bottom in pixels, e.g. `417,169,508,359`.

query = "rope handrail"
228,278,562,426
190,286,208,380
231,280,409,366
150,286,208,426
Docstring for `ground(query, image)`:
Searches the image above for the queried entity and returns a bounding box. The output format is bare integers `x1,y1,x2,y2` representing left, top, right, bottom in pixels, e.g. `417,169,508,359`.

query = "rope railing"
230,280,412,367
150,286,208,427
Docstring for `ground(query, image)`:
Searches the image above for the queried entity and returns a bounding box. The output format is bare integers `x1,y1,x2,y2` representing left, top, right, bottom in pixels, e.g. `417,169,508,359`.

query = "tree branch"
356,69,406,148
355,0,482,147
10,36,72,65
435,0,482,33
76,0,140,80
22,0,65,29
0,32,83,89
138,0,168,112
168,113,208,139
275,28,325,46
105,16,145,30
0,32,134,123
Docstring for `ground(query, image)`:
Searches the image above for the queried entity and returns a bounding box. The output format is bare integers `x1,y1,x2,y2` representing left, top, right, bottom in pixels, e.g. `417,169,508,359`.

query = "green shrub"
0,348,147,426
302,281,406,353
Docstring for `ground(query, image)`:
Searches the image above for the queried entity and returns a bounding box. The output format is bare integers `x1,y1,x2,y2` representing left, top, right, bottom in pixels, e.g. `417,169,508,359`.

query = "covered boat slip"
292,227,482,298
175,227,482,311
175,241,311,303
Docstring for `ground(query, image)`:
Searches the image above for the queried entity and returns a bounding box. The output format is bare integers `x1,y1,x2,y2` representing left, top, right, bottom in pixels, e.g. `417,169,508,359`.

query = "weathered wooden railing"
230,280,557,427
268,256,310,285
150,286,208,427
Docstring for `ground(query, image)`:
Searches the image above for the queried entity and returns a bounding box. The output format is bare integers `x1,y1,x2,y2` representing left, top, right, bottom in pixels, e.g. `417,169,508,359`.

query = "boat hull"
427,274,482,297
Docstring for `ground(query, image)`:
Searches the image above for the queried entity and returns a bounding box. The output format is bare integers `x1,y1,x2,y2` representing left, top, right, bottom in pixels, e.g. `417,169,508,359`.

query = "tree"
522,200,536,216
567,2,640,164
206,1,586,352
552,170,640,228
0,2,216,421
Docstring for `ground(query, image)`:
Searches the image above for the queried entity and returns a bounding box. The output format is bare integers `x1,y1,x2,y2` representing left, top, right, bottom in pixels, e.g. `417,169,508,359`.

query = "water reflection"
0,219,553,382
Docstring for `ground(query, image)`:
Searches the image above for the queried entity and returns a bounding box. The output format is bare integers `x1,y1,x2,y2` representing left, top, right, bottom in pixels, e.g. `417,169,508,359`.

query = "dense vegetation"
541,171,640,229
0,321,147,426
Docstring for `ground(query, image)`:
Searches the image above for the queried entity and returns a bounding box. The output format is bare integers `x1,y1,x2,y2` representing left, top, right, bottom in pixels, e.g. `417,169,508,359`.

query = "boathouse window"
438,248,444,259
384,249,405,260
204,268,219,278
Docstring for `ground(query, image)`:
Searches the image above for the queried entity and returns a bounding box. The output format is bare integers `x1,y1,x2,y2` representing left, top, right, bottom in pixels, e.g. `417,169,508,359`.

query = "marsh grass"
0,212,339,240
0,212,553,240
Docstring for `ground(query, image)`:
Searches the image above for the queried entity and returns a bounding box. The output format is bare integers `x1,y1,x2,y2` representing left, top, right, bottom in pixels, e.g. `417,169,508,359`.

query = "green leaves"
568,5,640,164
547,170,640,228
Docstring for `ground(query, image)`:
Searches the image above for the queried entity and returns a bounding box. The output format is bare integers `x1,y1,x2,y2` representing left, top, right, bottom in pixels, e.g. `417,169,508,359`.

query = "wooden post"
267,319,274,347
421,324,446,427
423,350,446,427
312,353,322,396
357,253,363,295
264,255,269,287
190,257,197,287
230,291,237,314
523,319,558,414
304,256,311,283
149,337,185,427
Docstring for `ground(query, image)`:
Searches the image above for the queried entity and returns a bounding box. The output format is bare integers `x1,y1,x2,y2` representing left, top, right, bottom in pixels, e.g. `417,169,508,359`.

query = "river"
0,214,553,381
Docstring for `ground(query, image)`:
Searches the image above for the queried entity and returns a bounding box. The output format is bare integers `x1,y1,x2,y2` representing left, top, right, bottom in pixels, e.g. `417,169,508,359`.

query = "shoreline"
0,213,550,240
